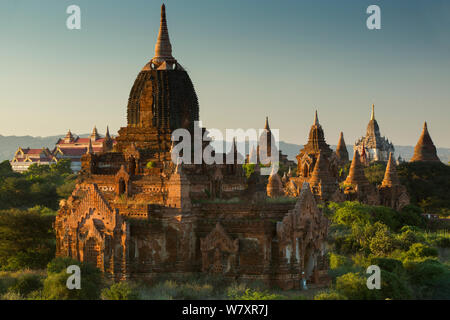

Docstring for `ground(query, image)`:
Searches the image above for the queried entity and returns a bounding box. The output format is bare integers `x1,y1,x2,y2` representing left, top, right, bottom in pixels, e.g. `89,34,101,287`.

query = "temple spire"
371,104,375,120
152,4,176,67
264,117,270,130
314,110,319,125
381,152,399,187
86,139,94,154
90,126,99,141
336,132,349,164
345,150,370,187
410,121,441,162
105,126,111,139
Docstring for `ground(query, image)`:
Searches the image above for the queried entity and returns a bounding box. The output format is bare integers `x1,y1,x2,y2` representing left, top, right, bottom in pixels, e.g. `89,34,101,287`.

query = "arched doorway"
118,178,126,195
84,238,100,268
303,243,315,280
128,157,136,176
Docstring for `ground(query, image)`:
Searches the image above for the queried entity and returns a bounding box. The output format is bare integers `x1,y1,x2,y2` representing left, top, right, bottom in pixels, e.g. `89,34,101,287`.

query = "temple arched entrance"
118,178,126,195
84,237,100,268
303,243,315,280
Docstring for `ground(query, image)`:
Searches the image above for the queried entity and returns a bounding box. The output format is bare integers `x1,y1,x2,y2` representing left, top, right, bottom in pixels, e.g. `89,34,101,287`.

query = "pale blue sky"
0,0,449,147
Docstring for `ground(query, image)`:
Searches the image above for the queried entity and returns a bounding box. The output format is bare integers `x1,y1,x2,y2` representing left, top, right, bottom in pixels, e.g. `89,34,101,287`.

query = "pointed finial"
232,137,238,154
423,121,428,131
371,104,375,121
264,116,270,130
105,126,111,139
86,139,94,154
152,3,176,67
314,110,319,125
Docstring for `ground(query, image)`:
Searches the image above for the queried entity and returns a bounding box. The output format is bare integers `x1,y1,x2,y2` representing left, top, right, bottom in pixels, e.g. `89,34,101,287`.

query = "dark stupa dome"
126,4,199,132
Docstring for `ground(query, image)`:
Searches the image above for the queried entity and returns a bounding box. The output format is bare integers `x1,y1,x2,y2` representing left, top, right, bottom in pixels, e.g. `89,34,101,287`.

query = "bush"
403,259,450,299
398,205,426,229
397,162,450,215
101,282,139,300
0,273,16,295
377,270,412,300
403,243,438,261
314,290,348,300
42,257,103,300
0,209,55,270
335,272,374,300
8,273,43,296
369,257,404,277
329,253,349,270
228,288,285,300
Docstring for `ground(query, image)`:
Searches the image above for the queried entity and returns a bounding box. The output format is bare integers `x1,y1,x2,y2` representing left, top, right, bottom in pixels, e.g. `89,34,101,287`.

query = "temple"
54,127,116,172
378,153,410,210
290,111,339,201
410,122,441,163
10,147,57,172
354,105,394,163
54,5,329,289
335,132,349,167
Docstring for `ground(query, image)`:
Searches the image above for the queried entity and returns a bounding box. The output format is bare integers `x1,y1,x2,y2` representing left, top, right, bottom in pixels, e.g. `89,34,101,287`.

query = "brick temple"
55,5,329,289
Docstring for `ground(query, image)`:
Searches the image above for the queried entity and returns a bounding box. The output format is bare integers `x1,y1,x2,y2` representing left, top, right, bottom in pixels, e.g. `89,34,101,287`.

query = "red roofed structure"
10,126,116,173
54,126,116,172
10,147,57,172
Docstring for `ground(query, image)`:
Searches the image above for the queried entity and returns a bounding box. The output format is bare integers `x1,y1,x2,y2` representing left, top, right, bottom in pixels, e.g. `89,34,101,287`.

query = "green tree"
101,282,139,300
0,208,55,270
42,257,103,300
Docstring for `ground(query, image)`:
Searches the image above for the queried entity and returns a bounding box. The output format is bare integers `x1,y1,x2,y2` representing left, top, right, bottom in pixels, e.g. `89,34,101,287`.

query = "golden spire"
86,139,94,154
371,104,375,121
152,4,176,67
314,110,319,125
264,116,270,130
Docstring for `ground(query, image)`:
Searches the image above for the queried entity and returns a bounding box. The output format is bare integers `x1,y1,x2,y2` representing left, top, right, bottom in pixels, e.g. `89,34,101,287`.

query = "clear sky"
0,0,449,147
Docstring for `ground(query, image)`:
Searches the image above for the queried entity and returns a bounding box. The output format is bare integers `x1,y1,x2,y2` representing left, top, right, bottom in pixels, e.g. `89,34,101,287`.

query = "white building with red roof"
10,126,116,173
53,126,116,172
10,147,57,172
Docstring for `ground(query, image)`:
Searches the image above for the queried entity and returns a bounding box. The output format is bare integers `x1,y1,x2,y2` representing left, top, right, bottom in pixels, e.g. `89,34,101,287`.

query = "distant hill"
0,134,90,161
1,134,449,164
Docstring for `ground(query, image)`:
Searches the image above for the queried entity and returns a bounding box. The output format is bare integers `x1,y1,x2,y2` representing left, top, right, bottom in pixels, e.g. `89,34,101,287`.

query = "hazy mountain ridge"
0,134,90,161
1,134,449,164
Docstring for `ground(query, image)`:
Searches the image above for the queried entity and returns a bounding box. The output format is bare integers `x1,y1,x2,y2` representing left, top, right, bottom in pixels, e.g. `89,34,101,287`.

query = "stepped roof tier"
410,122,441,162
115,4,199,153
354,104,394,162
308,152,339,201
299,111,333,158
295,110,337,181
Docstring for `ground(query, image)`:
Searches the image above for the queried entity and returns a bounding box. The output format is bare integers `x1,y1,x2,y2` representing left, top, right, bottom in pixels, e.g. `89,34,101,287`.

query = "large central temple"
55,4,415,289
55,5,329,289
